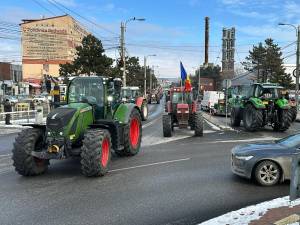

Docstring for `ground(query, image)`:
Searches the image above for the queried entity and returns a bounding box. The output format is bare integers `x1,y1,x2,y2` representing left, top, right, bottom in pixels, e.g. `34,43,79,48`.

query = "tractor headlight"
107,96,113,102
122,97,127,102
59,132,63,136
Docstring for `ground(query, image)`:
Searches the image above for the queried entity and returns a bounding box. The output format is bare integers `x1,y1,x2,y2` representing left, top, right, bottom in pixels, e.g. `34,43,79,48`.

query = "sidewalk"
200,196,300,225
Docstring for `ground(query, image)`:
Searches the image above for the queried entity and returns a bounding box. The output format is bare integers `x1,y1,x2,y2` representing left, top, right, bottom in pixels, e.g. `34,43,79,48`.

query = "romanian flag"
185,75,192,91
180,62,192,91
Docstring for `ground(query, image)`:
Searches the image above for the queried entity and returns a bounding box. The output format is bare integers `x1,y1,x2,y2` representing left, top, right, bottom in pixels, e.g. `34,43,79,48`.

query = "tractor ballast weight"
163,87,203,137
12,76,143,177
229,83,293,132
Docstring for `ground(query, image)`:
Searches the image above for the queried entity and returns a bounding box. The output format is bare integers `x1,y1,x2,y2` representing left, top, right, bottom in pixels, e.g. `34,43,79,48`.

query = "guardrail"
0,110,38,124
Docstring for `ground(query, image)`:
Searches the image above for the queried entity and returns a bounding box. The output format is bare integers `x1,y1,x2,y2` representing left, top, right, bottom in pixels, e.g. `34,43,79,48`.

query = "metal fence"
0,102,50,124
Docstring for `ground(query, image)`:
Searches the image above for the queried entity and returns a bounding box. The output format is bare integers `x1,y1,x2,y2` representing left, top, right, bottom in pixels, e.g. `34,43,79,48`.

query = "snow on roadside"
199,196,300,225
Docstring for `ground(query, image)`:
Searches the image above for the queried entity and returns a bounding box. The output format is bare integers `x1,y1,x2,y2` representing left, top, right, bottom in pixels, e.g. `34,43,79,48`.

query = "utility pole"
144,56,147,97
150,65,154,91
296,25,300,108
120,22,126,87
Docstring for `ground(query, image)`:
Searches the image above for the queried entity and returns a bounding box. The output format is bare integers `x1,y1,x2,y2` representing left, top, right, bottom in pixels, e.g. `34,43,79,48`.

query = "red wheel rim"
129,117,140,148
101,138,110,167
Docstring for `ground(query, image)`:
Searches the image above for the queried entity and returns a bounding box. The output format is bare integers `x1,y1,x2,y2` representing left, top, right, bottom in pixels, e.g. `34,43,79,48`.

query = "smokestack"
204,17,209,66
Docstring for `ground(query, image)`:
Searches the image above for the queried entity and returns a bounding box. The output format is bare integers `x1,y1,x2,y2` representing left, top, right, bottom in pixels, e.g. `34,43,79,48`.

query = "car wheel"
254,160,281,186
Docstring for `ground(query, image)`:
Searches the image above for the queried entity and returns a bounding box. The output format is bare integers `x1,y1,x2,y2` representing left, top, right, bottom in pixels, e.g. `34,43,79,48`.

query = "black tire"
230,108,241,127
273,109,291,132
190,113,195,130
194,112,204,137
141,101,148,121
254,160,281,186
122,108,142,156
243,104,263,132
162,114,172,137
290,106,297,122
12,128,49,176
81,129,111,177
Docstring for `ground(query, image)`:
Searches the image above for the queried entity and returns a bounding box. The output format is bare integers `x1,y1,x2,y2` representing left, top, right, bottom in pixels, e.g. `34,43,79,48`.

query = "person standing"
4,99,12,125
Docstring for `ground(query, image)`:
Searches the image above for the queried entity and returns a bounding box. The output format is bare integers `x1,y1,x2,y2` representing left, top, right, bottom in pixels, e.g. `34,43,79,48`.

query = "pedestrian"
4,99,12,125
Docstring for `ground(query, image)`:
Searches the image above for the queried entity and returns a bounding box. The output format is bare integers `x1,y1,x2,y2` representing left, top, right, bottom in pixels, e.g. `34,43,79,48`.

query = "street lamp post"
278,23,300,108
144,54,156,96
120,17,145,87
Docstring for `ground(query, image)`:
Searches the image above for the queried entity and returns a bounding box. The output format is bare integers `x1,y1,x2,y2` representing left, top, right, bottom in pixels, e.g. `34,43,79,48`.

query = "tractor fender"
113,103,141,124
135,97,144,108
248,98,265,109
276,98,290,109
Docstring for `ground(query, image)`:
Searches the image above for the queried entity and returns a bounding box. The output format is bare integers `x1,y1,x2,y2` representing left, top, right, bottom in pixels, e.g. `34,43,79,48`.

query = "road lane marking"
0,153,12,158
202,137,279,144
142,116,161,129
109,158,191,173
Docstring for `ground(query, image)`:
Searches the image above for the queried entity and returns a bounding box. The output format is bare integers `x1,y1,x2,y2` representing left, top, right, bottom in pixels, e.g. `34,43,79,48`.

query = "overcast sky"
1,0,299,78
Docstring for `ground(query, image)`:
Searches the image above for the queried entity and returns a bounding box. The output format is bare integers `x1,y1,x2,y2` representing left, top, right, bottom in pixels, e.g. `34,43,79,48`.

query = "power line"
48,0,118,36
30,0,56,16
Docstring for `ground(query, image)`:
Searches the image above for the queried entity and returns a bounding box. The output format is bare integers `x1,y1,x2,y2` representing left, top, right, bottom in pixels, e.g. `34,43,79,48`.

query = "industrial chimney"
204,17,209,66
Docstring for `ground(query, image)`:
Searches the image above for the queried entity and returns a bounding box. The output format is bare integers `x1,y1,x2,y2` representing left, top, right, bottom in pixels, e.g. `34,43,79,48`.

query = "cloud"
284,1,300,20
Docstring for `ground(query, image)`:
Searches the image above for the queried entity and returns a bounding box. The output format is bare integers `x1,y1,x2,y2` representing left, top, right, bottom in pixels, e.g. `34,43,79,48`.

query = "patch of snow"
200,196,300,225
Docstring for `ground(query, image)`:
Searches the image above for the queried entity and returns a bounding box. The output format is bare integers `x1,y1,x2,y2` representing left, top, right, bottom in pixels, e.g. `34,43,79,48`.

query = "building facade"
21,15,88,82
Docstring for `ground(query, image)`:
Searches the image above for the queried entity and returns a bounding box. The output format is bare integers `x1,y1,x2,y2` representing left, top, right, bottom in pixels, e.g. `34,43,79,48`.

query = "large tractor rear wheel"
141,101,148,121
273,109,291,132
194,112,204,137
290,106,297,122
243,104,263,132
12,128,49,176
162,114,172,137
230,108,241,127
81,129,111,177
122,108,142,156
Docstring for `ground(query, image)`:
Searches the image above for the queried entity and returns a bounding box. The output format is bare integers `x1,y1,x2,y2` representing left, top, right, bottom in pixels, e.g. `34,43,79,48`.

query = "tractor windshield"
254,86,279,99
172,92,192,104
68,78,104,105
122,89,133,99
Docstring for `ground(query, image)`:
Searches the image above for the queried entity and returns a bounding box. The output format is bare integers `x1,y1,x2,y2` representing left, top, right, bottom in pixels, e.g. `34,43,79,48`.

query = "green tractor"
121,86,148,121
12,76,143,177
230,83,292,132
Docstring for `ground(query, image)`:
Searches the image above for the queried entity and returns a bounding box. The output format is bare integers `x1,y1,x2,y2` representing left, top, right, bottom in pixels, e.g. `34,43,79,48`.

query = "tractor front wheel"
81,129,111,177
162,114,172,137
12,128,49,176
243,104,263,132
194,112,204,137
231,108,241,127
123,108,142,156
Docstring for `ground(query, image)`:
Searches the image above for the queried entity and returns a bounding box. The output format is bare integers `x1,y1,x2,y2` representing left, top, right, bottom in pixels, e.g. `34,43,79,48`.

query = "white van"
201,91,224,111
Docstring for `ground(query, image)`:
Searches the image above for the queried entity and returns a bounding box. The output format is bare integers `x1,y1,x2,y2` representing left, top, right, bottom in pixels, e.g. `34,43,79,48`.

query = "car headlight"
235,155,254,161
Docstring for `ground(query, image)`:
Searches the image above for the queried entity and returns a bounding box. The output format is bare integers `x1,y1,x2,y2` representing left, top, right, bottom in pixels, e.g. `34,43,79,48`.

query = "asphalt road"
0,102,296,225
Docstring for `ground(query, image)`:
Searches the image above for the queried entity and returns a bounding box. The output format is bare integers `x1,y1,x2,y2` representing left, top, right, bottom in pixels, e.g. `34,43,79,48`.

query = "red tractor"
163,87,203,137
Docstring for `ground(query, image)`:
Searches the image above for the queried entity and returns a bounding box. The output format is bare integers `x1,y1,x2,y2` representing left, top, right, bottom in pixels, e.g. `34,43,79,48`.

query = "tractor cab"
121,86,140,103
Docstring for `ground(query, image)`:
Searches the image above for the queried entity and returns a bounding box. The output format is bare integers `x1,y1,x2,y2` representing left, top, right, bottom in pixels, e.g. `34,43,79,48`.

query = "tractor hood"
47,103,91,132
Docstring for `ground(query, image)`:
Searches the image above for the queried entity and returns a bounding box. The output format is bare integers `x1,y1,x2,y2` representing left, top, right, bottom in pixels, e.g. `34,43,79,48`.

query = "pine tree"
242,38,293,88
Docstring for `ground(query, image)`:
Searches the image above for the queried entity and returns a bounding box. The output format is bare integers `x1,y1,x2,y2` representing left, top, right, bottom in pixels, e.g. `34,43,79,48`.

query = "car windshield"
276,133,300,148
68,78,103,105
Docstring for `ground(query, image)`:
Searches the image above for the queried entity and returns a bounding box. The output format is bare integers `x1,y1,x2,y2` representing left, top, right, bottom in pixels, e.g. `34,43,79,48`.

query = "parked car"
33,93,50,102
231,133,300,186
201,91,224,111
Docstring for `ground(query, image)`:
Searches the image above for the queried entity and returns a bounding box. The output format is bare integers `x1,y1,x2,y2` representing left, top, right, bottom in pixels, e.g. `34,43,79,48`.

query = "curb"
202,112,233,131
